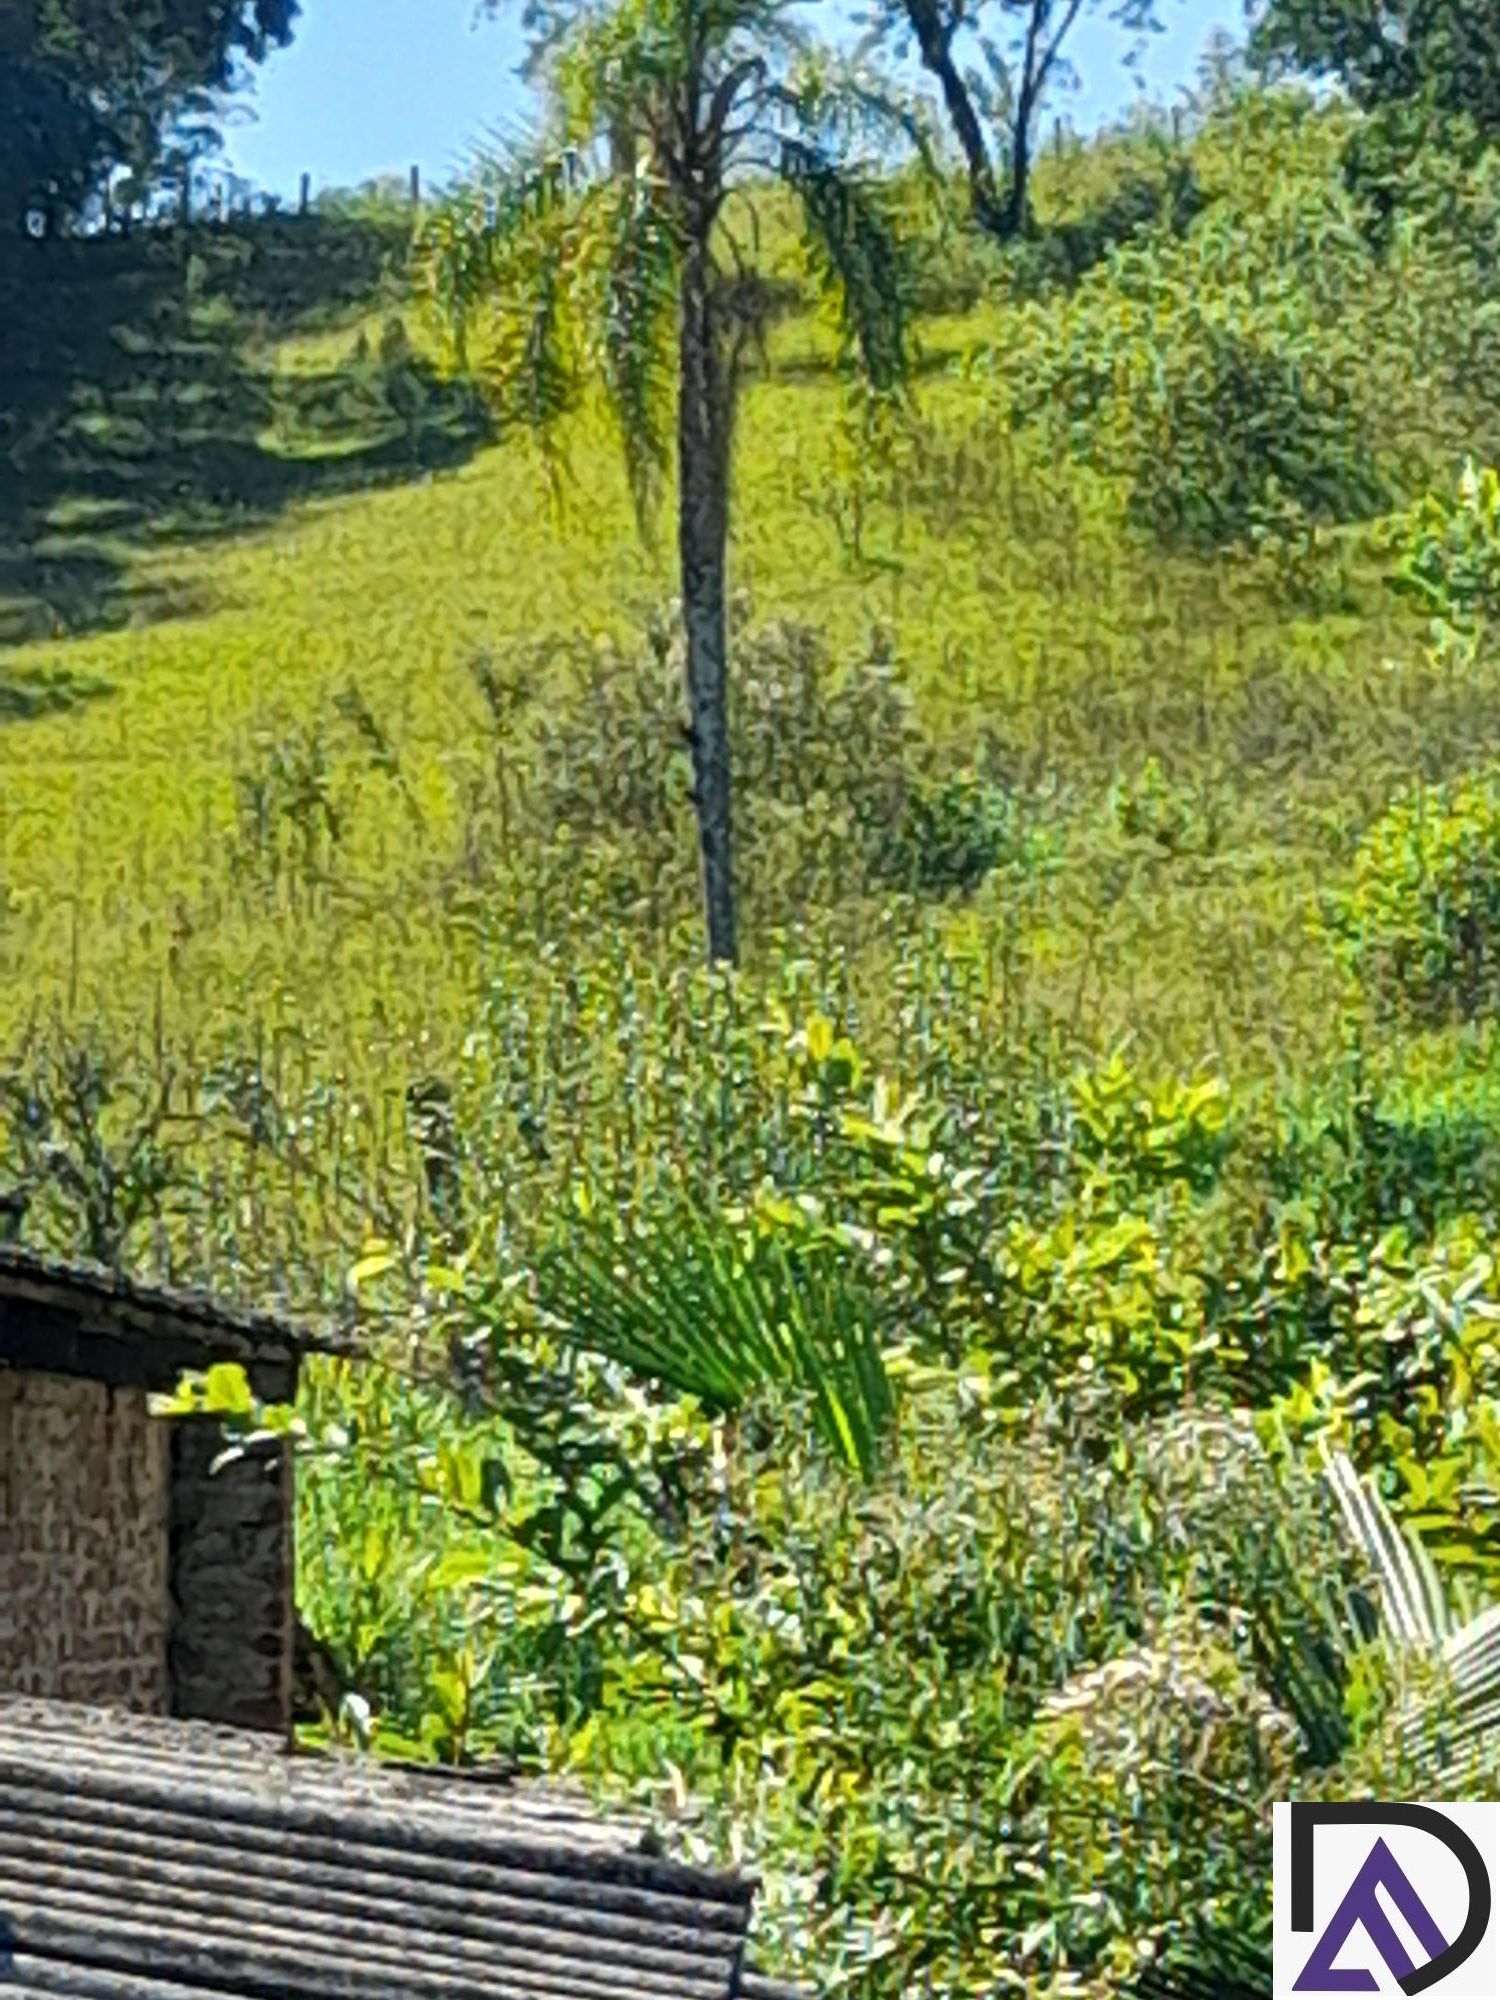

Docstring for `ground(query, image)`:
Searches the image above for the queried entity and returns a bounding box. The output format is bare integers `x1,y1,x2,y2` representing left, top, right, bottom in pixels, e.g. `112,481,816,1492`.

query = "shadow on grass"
765,340,972,389
0,663,116,721
0,214,492,671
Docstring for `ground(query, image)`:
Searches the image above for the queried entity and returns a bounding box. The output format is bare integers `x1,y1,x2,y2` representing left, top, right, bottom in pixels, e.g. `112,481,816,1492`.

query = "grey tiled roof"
0,1698,765,1998
0,1246,350,1400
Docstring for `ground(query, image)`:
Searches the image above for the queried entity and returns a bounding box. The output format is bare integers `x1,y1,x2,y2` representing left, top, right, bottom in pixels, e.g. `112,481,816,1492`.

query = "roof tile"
0,1699,756,2000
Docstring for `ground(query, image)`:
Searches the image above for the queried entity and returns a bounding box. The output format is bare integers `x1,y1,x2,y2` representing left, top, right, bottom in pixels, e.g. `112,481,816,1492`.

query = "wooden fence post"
300,170,311,216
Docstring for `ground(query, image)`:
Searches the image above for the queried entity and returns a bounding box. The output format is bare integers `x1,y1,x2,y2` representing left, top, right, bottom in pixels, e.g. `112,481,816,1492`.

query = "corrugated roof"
0,1698,759,1998
0,1247,350,1401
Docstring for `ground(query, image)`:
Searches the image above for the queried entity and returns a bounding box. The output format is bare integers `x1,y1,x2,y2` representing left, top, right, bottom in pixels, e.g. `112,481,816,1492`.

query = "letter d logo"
1275,1802,1498,1999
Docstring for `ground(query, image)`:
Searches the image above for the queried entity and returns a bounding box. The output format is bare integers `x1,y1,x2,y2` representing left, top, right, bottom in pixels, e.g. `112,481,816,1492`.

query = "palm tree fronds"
536,1210,896,1476
1321,1442,1453,1647
421,140,673,510
591,169,680,532
777,133,911,396
1314,1446,1500,1782
781,47,942,176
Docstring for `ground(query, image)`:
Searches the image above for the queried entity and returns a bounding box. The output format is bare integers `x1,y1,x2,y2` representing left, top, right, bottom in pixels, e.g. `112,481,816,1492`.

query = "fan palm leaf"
1318,1441,1500,1780
537,1211,896,1475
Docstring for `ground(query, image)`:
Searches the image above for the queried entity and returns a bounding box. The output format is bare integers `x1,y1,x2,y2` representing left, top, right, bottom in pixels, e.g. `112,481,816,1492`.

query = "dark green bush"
866,768,1022,895
1341,101,1489,254
517,607,1053,907
992,110,1435,546
523,606,916,843
1047,151,1208,286
1326,768,1500,1021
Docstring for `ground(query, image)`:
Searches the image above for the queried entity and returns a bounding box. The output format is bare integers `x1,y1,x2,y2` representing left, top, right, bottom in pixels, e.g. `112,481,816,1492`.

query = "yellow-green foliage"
1327,768,1500,1021
7,110,1493,1093
11,90,1500,1999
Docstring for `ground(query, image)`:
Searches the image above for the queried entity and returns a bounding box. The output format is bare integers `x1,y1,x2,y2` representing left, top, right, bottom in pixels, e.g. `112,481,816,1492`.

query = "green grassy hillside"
3,144,1481,1095
10,92,1500,1998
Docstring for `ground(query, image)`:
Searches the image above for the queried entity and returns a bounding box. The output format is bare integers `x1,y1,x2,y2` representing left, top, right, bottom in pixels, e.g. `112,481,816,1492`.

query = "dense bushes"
988,94,1500,551
1003,126,1208,295
523,603,1045,909
995,186,1392,547
1326,769,1500,1022
1385,456,1500,665
19,77,1500,2000
565,1382,1480,1996
15,920,1500,1995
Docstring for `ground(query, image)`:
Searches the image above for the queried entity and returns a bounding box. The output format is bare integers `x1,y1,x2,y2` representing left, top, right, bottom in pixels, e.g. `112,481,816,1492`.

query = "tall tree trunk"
608,116,637,179
1004,107,1035,239
677,214,736,965
903,0,1008,240
1005,0,1084,240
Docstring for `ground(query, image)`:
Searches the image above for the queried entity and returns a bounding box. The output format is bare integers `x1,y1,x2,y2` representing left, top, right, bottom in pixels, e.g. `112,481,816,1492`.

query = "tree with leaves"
421,0,914,964
859,0,1171,240
1247,0,1500,254
1,0,298,233
1248,0,1500,136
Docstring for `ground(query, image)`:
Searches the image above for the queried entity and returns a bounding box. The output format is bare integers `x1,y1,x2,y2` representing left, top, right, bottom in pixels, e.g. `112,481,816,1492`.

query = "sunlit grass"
0,199,1482,1121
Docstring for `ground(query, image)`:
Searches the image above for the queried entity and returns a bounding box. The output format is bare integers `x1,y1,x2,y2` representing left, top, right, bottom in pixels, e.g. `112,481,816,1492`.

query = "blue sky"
221,0,1250,201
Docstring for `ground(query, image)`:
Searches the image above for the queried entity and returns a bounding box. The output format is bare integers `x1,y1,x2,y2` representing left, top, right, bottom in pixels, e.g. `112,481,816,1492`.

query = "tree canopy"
1248,0,1500,134
857,0,1171,239
2,0,299,229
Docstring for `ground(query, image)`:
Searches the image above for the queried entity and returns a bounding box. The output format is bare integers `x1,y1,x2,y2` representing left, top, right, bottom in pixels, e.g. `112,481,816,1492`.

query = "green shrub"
1042,146,1208,288
995,183,1393,547
1384,457,1500,666
1340,100,1488,255
528,621,687,842
569,1390,1381,1998
1326,769,1500,1020
1066,1050,1234,1196
0,664,113,719
515,607,1056,910
732,615,919,826
1024,1627,1294,1981
1267,1075,1500,1243
523,606,915,842
987,94,1500,550
866,768,1023,896
1272,1213,1500,1589
1107,755,1224,857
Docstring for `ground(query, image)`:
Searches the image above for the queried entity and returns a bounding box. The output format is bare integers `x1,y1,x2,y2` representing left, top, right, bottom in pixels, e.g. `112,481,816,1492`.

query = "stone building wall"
168,1418,294,1734
0,1371,170,1711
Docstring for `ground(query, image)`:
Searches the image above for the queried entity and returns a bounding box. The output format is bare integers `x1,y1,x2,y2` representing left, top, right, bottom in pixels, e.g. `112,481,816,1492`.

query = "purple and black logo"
1274,1802,1499,1999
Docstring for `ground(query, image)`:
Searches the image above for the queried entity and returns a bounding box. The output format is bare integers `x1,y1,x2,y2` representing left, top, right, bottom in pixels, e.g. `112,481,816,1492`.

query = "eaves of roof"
0,1697,762,1999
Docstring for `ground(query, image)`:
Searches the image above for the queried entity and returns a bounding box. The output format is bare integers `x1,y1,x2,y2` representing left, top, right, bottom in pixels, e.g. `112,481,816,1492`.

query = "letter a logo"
1294,1837,1455,1991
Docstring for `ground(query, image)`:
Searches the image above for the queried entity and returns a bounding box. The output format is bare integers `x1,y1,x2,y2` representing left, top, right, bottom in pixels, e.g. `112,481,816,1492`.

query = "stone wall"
0,1372,170,1710
167,1418,293,1735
